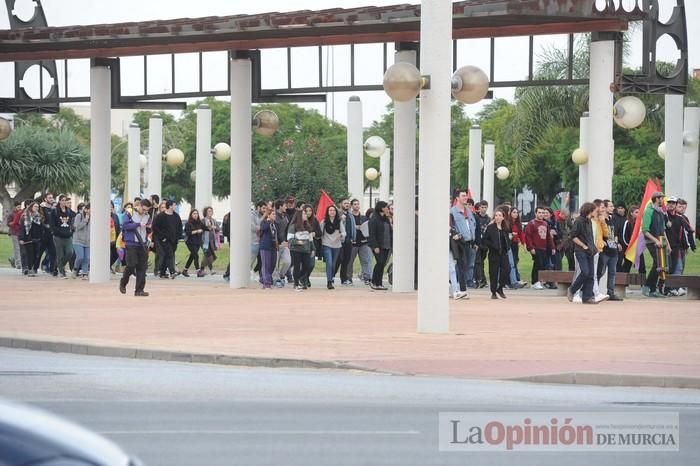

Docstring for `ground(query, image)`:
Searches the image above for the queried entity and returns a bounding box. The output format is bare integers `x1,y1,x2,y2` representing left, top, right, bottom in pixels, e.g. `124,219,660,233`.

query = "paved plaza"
0,269,698,386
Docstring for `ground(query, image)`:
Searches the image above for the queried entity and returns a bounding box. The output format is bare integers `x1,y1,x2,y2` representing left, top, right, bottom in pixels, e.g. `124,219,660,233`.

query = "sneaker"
567,288,574,302
159,275,169,279
532,282,544,290
327,282,335,290
453,291,468,300
295,285,304,291
497,290,506,299
649,291,666,298
678,288,687,296
583,298,599,305
608,294,624,301
375,285,388,291
364,280,371,286
119,284,126,294
668,289,679,297
341,280,353,286
518,281,528,287
594,294,609,303
134,291,150,297
641,286,651,297
181,270,190,277
71,269,79,279
573,293,582,304
60,272,68,279
8,258,15,268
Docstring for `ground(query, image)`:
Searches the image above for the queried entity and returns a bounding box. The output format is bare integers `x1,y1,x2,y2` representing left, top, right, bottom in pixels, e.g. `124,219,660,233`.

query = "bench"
537,271,642,298
664,276,700,300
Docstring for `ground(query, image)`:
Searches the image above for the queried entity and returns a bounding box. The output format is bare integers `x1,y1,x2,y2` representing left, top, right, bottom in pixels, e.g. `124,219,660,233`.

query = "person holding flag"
641,191,672,298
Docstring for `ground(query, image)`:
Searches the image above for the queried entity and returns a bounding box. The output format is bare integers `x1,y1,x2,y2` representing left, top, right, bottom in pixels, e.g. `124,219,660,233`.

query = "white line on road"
99,430,421,435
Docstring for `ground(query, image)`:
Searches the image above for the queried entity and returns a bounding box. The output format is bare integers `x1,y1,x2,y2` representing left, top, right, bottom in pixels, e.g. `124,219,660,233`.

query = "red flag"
316,190,335,223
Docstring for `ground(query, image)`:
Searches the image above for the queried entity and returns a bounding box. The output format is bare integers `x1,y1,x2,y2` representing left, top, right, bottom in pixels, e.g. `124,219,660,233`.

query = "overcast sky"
1,0,698,127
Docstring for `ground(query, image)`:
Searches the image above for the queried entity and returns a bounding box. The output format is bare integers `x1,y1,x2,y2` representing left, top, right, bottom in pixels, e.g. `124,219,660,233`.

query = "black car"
0,399,142,466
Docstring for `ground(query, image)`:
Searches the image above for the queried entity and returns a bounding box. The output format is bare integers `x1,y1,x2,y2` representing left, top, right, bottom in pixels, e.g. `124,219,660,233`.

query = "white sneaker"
532,282,544,290
595,294,609,303
678,288,687,296
573,294,583,304
453,291,469,300
668,289,679,297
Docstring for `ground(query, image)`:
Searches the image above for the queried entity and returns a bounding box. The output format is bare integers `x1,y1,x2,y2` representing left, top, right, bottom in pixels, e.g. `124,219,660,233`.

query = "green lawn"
2,234,699,278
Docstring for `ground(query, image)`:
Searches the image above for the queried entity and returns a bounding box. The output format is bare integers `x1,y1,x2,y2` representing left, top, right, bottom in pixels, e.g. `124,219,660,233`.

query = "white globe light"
495,166,510,180
571,148,589,165
190,170,196,182
451,65,489,104
613,96,646,129
253,110,279,137
658,142,667,160
139,154,148,170
364,136,387,158
165,148,185,167
383,62,422,102
683,131,699,152
365,167,379,181
213,142,231,161
0,116,12,141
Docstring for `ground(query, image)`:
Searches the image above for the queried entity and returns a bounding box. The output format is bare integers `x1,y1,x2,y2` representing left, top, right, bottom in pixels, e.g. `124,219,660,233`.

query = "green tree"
0,125,89,225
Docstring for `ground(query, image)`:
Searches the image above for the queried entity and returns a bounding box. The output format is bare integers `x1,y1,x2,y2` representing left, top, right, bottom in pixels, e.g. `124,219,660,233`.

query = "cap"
651,191,664,199
667,196,678,203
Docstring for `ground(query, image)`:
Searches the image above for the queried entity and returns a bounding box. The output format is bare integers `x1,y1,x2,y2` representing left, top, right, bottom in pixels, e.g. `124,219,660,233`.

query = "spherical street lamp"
571,148,589,165
253,110,279,137
0,117,11,141
683,131,699,152
613,96,646,129
139,154,148,170
213,142,231,161
190,170,197,182
451,65,489,104
495,166,510,180
364,136,387,158
382,62,423,102
165,148,185,167
658,142,667,160
365,167,379,207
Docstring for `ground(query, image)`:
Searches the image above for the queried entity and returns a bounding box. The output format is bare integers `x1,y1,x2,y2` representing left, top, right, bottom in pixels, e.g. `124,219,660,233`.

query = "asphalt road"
1,348,699,466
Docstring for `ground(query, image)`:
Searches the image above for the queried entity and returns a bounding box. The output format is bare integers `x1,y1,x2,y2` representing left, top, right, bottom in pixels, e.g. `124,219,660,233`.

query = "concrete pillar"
683,103,699,231
89,62,111,284
587,36,615,201
578,112,590,206
230,55,252,288
468,125,482,200
147,116,162,198
417,0,451,333
347,97,364,208
127,123,140,202
195,104,213,212
379,148,391,202
392,48,417,293
483,141,495,215
665,94,684,198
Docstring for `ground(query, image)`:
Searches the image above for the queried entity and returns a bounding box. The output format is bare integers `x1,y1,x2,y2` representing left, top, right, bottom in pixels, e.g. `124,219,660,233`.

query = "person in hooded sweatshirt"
151,200,182,278
72,203,91,279
368,201,392,291
51,194,76,278
183,209,205,277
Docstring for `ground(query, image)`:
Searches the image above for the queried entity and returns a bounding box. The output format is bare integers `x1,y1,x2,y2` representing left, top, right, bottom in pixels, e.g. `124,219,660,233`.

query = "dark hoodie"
51,207,75,239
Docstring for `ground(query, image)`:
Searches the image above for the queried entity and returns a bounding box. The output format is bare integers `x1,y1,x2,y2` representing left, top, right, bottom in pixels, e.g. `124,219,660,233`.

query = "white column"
147,116,162,198
417,0,451,334
468,125,482,200
587,38,615,201
347,97,364,208
578,112,590,206
379,148,391,201
392,48,417,293
482,141,495,215
127,123,140,202
665,94,684,198
89,63,111,284
230,56,252,288
195,104,213,211
683,104,699,231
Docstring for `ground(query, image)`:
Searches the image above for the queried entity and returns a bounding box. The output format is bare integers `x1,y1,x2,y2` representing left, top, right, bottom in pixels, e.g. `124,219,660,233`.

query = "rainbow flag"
624,179,662,268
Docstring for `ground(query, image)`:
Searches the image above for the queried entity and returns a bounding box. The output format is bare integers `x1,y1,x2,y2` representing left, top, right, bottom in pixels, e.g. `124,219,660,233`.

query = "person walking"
18,202,43,277
259,209,278,289
320,205,347,290
640,192,670,298
151,200,181,279
597,200,623,301
272,200,291,287
349,199,373,285
38,193,56,275
481,209,511,299
72,204,90,279
287,209,315,291
620,205,646,276
474,200,491,288
567,202,599,305
51,194,75,279
507,207,526,288
183,209,205,277
304,204,323,288
119,199,151,296
201,206,219,276
368,201,392,291
335,199,356,286
449,190,478,291
7,201,23,270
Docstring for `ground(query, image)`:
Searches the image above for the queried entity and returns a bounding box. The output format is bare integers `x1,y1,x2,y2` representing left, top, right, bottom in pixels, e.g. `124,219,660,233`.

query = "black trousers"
157,240,176,276
645,243,662,292
531,249,549,284
20,241,39,273
488,252,510,293
38,232,55,273
120,246,147,293
474,247,487,285
372,248,390,286
291,251,311,286
335,240,354,282
185,243,200,270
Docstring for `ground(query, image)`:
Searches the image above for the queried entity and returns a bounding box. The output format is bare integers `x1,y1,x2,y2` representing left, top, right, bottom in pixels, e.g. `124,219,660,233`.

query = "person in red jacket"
7,201,24,270
524,206,555,290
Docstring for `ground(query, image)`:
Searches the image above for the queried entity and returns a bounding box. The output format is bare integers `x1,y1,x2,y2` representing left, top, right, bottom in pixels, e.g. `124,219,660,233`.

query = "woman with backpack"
183,209,205,277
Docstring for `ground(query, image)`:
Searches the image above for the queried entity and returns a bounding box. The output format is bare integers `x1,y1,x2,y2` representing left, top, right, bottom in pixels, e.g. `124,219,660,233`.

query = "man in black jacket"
474,200,491,288
52,194,75,278
151,200,182,278
612,201,627,271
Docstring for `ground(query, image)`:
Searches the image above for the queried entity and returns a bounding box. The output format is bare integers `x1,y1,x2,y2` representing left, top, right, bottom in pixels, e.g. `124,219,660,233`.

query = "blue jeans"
322,246,341,283
597,250,618,296
570,251,594,301
455,244,477,288
507,249,518,285
449,250,460,294
73,244,90,274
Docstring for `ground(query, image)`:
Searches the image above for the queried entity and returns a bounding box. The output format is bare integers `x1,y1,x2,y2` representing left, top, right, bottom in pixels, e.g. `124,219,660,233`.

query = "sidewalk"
1,268,699,388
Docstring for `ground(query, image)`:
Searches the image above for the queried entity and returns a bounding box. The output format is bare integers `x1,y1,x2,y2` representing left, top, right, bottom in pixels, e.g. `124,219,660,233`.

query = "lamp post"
365,167,379,207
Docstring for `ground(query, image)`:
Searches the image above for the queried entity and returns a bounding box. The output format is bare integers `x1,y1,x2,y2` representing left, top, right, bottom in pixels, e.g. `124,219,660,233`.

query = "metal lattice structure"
0,0,689,113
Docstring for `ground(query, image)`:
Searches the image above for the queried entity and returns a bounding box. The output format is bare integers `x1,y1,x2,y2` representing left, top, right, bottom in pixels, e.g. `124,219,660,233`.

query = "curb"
510,372,700,390
0,336,372,373
3,336,698,389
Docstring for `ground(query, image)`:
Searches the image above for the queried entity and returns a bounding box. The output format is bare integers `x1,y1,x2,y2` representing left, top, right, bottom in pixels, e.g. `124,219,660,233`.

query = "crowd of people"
4,189,696,300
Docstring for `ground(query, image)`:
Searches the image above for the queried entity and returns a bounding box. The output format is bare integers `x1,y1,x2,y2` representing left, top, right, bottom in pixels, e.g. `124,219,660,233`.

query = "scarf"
23,212,41,236
324,216,340,234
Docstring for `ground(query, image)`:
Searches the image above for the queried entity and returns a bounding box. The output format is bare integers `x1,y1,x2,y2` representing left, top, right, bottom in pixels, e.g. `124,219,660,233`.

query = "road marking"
99,430,421,435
